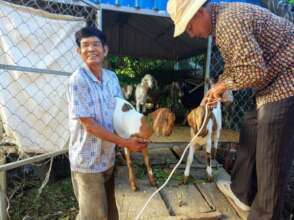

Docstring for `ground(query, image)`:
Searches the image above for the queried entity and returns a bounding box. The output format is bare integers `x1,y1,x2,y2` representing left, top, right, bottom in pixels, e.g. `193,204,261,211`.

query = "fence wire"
0,0,98,219
264,0,294,22
0,0,98,155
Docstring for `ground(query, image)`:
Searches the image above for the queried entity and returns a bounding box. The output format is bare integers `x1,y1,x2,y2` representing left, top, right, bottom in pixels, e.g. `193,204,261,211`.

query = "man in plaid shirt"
168,0,294,219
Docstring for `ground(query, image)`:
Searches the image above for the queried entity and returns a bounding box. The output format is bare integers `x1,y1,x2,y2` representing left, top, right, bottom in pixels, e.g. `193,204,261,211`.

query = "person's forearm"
80,117,126,147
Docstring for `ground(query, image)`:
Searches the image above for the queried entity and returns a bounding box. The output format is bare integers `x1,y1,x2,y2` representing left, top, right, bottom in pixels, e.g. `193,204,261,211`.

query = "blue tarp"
94,0,261,11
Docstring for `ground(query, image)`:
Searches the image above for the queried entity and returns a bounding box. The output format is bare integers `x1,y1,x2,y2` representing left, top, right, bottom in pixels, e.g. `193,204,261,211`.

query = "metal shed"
90,0,262,60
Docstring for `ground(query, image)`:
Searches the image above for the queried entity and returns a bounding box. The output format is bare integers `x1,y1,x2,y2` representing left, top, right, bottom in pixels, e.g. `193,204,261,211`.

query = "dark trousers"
230,96,294,220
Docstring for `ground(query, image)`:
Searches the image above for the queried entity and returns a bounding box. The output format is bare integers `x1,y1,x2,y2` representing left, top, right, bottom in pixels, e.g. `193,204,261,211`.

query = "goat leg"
183,143,196,184
142,148,156,187
206,130,213,182
124,148,138,191
212,129,221,170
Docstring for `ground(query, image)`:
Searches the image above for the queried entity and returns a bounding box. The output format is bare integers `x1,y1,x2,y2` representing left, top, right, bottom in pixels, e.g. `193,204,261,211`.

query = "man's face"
77,36,108,68
185,8,211,38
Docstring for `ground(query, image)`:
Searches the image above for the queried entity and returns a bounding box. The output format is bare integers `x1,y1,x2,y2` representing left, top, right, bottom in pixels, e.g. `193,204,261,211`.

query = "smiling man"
167,1,294,220
67,26,147,220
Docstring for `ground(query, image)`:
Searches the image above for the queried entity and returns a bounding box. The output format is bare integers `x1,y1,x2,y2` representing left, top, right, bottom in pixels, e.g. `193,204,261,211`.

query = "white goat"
135,74,158,113
183,83,233,183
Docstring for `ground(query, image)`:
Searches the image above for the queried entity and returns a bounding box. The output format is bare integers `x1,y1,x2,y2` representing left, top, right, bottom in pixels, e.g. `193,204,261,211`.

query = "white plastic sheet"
0,0,86,153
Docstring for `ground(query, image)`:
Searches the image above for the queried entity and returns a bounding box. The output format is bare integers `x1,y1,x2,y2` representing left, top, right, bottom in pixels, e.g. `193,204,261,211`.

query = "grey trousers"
231,96,294,220
71,167,119,220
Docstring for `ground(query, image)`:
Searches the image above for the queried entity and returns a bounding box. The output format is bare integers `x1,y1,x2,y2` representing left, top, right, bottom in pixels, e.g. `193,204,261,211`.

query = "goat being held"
183,80,233,183
135,74,158,113
113,97,175,191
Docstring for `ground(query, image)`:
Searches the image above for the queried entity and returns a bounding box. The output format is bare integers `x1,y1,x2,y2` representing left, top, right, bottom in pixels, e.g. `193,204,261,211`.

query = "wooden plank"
122,214,222,220
161,182,215,215
115,166,170,220
150,126,239,143
156,163,220,219
196,182,241,220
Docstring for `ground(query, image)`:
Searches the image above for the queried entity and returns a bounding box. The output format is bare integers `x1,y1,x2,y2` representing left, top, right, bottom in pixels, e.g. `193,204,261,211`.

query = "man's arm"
80,117,147,152
68,73,146,152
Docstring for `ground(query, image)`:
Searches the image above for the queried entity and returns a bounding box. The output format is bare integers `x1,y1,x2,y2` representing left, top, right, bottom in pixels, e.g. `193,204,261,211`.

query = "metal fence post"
204,35,212,93
0,150,7,220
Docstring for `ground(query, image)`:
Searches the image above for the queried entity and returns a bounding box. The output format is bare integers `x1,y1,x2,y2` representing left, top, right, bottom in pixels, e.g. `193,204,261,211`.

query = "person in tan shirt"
167,1,294,220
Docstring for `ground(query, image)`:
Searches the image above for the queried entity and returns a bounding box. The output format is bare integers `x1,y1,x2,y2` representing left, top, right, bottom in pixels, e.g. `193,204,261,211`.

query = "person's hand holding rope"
204,81,227,107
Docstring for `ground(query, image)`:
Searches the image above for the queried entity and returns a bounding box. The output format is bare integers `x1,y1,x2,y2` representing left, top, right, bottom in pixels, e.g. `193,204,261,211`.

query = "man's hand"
123,137,148,152
204,81,227,107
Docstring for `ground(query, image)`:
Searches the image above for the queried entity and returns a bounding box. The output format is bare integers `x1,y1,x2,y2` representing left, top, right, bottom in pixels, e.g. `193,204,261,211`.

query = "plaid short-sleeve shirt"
67,65,123,173
211,3,294,108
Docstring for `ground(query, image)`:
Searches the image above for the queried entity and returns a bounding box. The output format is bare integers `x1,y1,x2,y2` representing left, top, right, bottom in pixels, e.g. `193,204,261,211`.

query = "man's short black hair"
75,26,107,47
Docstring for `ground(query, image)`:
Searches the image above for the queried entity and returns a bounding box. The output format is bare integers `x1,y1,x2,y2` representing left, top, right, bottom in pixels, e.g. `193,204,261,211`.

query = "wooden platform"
115,144,249,220
150,126,239,143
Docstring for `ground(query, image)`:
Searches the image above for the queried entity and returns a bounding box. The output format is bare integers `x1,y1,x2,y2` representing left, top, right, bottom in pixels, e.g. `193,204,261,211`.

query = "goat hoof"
131,185,138,192
207,176,213,182
149,175,157,187
130,182,138,191
183,176,189,185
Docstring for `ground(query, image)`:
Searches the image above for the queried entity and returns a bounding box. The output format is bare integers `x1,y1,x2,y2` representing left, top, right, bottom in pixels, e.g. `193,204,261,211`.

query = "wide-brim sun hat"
167,0,207,37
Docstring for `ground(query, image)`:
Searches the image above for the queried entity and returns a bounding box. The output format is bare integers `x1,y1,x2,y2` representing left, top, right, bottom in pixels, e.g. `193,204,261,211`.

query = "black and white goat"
183,81,233,183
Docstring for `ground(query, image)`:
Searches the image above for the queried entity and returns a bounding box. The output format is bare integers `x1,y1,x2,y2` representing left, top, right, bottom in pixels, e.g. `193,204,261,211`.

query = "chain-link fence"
0,1,98,218
0,0,97,155
263,0,294,22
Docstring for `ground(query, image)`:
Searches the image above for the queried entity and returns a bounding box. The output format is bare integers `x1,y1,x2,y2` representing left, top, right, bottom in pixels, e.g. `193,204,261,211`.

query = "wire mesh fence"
0,0,97,155
263,0,294,22
0,0,99,219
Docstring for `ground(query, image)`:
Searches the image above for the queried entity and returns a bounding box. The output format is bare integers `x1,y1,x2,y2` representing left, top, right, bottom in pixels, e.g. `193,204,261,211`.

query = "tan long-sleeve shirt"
211,3,294,108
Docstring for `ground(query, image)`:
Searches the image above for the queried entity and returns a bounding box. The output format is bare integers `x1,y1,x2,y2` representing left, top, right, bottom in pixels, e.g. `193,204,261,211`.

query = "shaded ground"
9,177,77,220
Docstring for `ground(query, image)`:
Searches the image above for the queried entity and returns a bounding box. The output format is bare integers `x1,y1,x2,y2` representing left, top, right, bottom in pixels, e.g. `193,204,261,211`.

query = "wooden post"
0,150,7,220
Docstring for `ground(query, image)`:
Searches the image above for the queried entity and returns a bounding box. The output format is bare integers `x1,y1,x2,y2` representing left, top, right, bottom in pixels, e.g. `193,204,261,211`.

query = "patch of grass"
288,0,294,5
133,164,146,180
153,168,183,185
9,178,77,220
